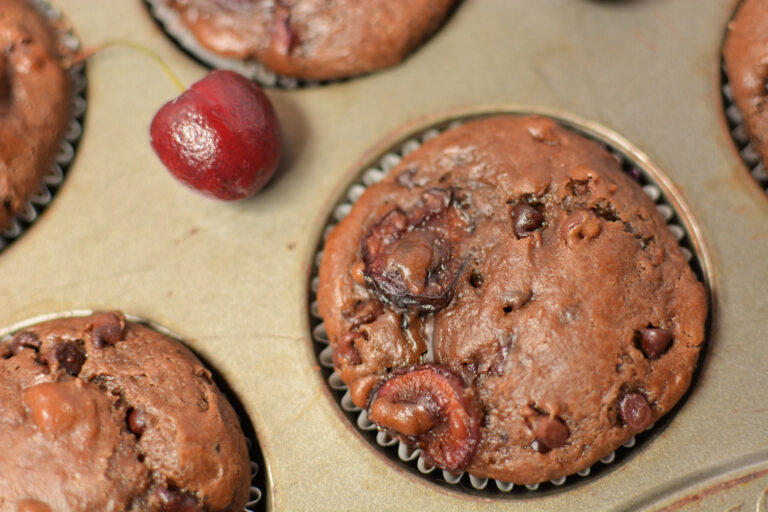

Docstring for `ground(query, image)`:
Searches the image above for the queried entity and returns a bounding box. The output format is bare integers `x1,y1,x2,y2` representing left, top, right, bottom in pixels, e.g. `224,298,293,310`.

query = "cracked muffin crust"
317,115,708,484
0,0,72,232
724,0,768,165
0,312,250,512
158,0,457,80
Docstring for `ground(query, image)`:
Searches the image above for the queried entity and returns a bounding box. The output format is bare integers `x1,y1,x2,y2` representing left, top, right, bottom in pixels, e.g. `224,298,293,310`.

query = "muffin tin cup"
1,0,88,253
143,0,324,89
0,310,265,512
308,110,710,496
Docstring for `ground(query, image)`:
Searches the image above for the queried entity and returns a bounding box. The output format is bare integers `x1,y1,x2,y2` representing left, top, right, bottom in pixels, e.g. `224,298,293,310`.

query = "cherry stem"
69,39,186,93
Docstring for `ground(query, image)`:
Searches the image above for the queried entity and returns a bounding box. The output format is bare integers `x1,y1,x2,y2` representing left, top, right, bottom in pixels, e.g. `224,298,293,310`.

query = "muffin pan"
4,0,767,510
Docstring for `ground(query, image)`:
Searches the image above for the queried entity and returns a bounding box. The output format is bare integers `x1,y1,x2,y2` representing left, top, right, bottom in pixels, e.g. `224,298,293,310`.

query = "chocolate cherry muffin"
0,0,73,232
0,312,250,511
724,0,768,164
317,116,707,484
156,0,457,80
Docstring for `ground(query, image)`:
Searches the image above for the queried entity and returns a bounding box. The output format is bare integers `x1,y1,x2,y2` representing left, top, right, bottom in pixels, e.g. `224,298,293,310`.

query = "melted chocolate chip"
157,488,200,512
9,331,40,355
512,203,544,238
469,272,483,288
127,409,149,436
52,342,85,376
639,327,673,359
91,313,124,348
619,391,653,431
533,415,569,451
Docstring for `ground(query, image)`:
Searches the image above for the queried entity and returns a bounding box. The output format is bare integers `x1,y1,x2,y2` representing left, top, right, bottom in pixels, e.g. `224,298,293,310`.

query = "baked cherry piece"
150,70,281,200
362,188,468,312
368,364,481,472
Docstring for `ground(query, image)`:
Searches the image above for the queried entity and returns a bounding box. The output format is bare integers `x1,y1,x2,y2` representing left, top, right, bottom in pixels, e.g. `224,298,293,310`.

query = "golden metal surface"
3,0,765,510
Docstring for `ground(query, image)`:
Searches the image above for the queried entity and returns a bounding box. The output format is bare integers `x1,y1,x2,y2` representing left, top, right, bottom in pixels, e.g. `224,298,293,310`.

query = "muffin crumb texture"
0,312,251,512
318,115,707,484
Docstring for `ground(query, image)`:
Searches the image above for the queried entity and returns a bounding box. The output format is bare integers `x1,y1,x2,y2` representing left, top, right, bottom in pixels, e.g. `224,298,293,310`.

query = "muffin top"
161,0,457,80
317,115,707,484
0,312,250,512
0,0,72,232
723,0,768,164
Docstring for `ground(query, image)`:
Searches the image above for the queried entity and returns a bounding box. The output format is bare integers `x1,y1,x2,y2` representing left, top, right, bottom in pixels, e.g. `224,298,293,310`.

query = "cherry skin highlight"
150,70,281,200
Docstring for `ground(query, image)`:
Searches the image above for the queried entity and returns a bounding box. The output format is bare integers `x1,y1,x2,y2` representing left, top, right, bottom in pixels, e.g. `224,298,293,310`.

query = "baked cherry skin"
149,70,281,200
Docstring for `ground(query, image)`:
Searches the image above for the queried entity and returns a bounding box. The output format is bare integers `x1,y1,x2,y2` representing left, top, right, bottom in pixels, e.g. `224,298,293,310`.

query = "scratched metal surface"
3,0,766,510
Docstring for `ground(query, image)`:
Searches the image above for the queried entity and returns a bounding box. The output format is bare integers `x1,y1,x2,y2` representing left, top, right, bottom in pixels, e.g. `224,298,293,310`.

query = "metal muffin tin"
5,0,766,510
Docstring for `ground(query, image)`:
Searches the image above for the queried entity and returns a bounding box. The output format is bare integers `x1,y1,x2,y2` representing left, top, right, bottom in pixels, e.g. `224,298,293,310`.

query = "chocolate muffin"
0,0,73,232
0,312,251,511
156,0,457,80
723,0,768,165
317,116,708,484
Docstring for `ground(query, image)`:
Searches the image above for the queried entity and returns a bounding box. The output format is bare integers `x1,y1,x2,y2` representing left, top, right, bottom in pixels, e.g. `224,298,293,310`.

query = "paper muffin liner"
0,310,264,511
721,62,768,193
0,0,87,253
143,0,330,89
308,114,706,495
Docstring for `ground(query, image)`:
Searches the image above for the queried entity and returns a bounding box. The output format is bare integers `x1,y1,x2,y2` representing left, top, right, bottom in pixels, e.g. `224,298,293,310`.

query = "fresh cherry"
150,70,281,200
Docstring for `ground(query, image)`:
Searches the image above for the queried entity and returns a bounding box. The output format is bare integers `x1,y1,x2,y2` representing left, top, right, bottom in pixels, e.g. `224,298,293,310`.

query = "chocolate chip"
9,331,40,355
127,409,149,436
639,327,672,359
512,203,544,238
533,415,569,451
52,342,85,376
469,272,483,288
619,392,653,431
157,488,200,512
91,312,124,348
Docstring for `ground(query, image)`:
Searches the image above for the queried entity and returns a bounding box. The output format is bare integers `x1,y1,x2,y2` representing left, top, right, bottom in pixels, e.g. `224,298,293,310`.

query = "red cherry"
150,70,281,200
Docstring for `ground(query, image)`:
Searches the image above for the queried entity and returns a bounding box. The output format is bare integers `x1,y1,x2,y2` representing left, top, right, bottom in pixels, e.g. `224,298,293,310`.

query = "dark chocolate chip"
157,488,200,512
52,342,86,376
619,392,653,431
91,313,124,348
9,331,41,355
512,204,544,238
127,409,149,437
533,415,569,451
639,327,673,359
